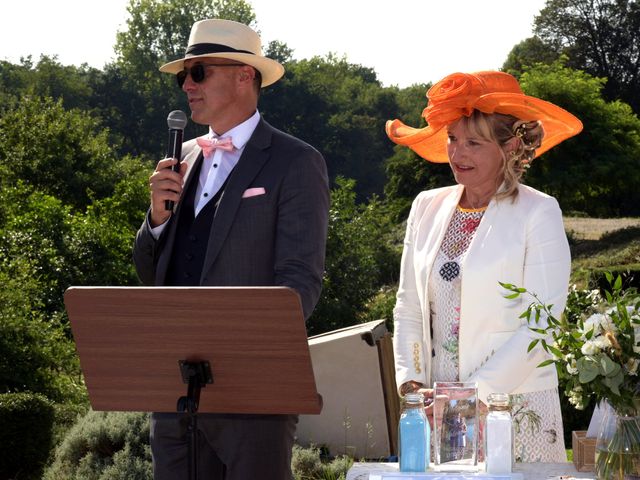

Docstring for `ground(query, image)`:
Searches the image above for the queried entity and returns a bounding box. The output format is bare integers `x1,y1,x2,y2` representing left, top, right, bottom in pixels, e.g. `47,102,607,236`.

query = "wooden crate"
572,430,596,472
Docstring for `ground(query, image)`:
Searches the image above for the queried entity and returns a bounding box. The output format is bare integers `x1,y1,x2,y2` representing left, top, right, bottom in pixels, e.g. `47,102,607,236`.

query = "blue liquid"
399,409,430,472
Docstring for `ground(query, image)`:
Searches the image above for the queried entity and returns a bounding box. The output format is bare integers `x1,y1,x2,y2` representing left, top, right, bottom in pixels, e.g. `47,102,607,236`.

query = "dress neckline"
456,205,487,213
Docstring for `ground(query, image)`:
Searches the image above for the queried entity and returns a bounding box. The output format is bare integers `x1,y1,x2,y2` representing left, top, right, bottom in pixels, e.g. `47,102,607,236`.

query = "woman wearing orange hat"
388,71,582,461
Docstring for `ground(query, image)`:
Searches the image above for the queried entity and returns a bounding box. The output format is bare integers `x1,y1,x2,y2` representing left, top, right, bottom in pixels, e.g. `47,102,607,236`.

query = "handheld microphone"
165,110,188,211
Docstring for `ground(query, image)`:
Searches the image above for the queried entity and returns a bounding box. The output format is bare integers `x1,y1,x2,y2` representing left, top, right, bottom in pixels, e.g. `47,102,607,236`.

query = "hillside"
564,217,640,287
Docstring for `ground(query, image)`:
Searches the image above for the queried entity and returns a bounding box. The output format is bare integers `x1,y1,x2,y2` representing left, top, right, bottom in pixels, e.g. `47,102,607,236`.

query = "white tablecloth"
346,463,596,480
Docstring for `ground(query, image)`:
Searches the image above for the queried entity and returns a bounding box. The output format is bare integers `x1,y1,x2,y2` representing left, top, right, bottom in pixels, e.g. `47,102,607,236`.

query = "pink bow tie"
196,136,234,156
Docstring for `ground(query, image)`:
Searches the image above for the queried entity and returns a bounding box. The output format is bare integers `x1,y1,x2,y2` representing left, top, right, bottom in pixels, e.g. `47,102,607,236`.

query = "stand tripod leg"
177,361,213,480
187,407,198,480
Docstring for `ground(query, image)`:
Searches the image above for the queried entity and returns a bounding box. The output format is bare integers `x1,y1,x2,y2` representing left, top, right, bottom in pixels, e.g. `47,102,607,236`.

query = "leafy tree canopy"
519,60,640,216
0,96,120,209
533,0,640,112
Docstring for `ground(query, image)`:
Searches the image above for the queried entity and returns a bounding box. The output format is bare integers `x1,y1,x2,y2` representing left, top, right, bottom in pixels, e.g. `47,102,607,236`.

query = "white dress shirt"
150,110,260,238
193,110,260,216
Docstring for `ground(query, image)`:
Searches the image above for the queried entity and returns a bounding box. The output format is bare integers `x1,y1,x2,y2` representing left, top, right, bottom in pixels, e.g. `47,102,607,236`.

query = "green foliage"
502,273,640,416
0,392,55,480
383,83,455,220
0,224,84,403
111,0,256,157
261,54,398,200
519,60,640,216
44,410,152,480
43,413,347,480
0,98,148,405
502,36,561,75
0,96,119,209
0,188,82,403
357,285,398,330
0,56,103,115
533,0,640,113
291,445,353,480
384,147,453,221
570,227,640,289
308,177,400,335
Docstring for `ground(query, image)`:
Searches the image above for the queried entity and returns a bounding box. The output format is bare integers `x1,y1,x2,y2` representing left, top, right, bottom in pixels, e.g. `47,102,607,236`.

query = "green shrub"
44,410,151,480
0,392,55,480
291,445,353,480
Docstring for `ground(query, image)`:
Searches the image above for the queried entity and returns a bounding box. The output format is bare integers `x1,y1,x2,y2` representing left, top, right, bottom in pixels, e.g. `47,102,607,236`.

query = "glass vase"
595,401,640,480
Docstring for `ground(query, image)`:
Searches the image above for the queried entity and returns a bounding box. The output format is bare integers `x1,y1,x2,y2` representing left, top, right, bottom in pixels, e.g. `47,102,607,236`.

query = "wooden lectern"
64,286,322,415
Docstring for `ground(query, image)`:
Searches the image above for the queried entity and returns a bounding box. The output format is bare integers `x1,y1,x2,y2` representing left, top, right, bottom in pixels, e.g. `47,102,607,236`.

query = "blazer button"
185,253,194,261
189,235,197,242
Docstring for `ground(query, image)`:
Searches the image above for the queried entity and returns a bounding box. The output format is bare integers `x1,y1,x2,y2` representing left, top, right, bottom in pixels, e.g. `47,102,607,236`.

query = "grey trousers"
150,412,298,480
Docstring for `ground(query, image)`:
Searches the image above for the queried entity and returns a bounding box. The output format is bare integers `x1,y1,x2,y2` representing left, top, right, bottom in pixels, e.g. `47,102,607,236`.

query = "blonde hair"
454,110,544,200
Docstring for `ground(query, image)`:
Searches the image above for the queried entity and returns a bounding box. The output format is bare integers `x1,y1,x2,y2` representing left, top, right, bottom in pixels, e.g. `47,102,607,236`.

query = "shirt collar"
208,110,260,150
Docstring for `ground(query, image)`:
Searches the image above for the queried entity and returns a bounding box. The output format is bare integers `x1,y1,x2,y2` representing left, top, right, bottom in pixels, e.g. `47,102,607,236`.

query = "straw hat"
160,19,284,87
386,71,583,163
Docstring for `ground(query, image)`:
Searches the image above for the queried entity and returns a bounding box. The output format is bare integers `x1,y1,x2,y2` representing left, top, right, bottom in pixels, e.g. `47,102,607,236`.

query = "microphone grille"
167,110,188,130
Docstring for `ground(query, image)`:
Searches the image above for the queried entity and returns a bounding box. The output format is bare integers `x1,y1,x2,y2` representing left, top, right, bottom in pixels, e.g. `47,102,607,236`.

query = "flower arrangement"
501,273,640,416
501,273,640,480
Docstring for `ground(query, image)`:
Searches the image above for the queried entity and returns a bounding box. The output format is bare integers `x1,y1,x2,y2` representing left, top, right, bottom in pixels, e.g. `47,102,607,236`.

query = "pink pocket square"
242,187,266,198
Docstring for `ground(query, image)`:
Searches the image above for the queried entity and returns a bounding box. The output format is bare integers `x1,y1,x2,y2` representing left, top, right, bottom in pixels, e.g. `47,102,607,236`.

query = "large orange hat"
386,71,583,163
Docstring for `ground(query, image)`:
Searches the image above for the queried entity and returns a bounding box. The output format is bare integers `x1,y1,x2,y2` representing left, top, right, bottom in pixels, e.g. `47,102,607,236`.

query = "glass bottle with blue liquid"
399,392,430,472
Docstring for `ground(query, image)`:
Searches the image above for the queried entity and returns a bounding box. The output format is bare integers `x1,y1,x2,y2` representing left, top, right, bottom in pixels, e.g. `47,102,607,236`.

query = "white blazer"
393,183,571,403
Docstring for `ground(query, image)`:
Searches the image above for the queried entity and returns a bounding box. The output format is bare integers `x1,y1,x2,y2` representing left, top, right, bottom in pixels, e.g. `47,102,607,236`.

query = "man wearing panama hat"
133,19,329,480
388,71,582,462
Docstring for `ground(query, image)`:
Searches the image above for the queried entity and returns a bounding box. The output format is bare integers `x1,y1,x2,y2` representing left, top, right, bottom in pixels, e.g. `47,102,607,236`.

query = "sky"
1,0,548,88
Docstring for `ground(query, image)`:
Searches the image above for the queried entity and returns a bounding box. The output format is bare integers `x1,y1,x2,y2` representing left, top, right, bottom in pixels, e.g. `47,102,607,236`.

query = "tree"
308,178,399,335
111,0,257,157
260,54,399,199
383,83,454,220
533,0,640,112
519,61,640,216
0,96,122,209
0,187,84,403
0,116,148,406
502,36,562,76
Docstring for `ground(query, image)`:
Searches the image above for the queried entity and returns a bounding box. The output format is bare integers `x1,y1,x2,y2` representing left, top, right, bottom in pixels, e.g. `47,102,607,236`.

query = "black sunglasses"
176,63,243,88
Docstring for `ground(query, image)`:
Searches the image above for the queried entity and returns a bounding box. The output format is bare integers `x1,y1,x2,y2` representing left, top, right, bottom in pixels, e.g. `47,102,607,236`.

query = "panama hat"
386,71,583,163
160,19,284,87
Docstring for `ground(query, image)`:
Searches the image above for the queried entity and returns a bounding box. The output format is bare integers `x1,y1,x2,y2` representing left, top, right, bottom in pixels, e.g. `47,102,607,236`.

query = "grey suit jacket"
133,118,329,320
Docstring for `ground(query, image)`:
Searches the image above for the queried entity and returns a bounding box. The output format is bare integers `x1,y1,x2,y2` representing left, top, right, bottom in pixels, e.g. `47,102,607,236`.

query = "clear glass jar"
398,392,430,472
485,392,513,474
595,400,640,480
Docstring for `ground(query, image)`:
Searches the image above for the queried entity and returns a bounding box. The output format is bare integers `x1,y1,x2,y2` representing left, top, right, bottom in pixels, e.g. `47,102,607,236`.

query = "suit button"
183,272,191,279
185,253,194,261
189,235,197,242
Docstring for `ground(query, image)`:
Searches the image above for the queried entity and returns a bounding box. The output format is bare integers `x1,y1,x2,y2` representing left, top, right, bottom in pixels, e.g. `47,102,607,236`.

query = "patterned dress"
428,206,566,462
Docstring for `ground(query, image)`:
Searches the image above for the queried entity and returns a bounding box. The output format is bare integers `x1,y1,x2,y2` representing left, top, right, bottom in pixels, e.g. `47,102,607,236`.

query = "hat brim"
160,52,285,87
386,92,583,163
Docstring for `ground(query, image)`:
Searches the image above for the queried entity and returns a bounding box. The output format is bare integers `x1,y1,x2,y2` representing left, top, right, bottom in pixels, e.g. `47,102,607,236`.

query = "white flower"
599,312,619,334
581,340,601,356
568,387,585,409
593,336,612,350
567,359,578,375
625,358,639,375
581,314,605,339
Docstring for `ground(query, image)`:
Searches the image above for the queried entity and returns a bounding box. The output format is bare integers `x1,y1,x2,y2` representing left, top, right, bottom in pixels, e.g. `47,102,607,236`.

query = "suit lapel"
200,119,272,279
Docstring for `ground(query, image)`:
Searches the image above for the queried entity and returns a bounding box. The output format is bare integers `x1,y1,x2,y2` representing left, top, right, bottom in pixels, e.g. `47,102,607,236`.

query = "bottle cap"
404,392,425,404
487,392,510,407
